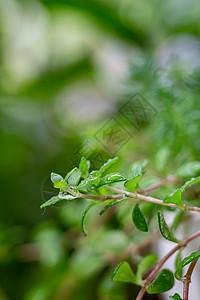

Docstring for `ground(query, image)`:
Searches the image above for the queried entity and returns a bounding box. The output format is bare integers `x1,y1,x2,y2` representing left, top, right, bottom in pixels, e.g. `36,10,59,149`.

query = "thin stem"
136,231,200,300
78,192,123,201
183,246,200,300
139,175,178,194
103,186,200,212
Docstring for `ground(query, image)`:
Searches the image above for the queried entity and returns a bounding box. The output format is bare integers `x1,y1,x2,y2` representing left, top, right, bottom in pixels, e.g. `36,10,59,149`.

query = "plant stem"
183,246,200,300
103,186,200,212
78,192,123,201
139,175,178,194
136,231,200,300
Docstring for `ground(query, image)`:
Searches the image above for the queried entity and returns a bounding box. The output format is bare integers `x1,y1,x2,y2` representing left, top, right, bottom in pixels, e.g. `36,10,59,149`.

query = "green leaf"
124,173,142,192
175,249,183,281
99,157,119,174
77,173,100,190
81,202,99,236
40,195,76,208
175,250,200,281
99,198,129,215
51,172,67,189
164,176,200,208
129,159,148,177
97,173,126,187
146,269,174,294
180,176,200,191
79,157,89,178
112,261,137,285
136,254,158,283
176,161,200,179
169,293,182,300
132,201,148,232
65,167,81,186
157,211,179,243
164,189,184,208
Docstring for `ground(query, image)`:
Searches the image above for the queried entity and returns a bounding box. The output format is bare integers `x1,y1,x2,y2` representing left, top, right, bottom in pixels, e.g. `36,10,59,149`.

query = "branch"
103,186,200,212
183,246,200,300
136,231,200,300
139,175,178,194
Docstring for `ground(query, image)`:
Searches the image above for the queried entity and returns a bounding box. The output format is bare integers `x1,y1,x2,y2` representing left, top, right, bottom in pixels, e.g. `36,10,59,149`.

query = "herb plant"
41,156,200,300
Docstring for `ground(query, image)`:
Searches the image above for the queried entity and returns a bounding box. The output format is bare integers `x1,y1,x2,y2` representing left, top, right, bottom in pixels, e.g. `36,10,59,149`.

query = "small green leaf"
129,159,148,177
97,173,126,187
132,201,148,232
169,294,182,300
180,176,200,191
65,167,81,186
146,269,174,294
112,261,137,285
175,250,200,281
175,249,183,281
99,157,119,174
164,176,200,208
136,254,158,283
79,157,89,178
157,211,179,243
40,195,76,208
99,198,128,215
124,173,142,192
81,202,99,236
51,172,67,189
51,172,63,183
164,189,184,208
77,173,100,190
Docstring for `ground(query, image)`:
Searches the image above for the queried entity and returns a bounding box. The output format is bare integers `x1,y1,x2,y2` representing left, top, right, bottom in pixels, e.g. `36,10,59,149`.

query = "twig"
139,175,178,194
78,192,123,201
135,231,200,300
103,185,200,212
183,246,200,300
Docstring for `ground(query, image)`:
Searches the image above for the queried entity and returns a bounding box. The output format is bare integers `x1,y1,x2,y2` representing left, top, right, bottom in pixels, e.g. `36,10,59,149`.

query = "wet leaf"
175,250,200,281
124,173,142,192
99,157,119,173
65,167,81,186
79,157,89,178
97,173,126,187
146,269,174,294
132,202,148,232
40,195,76,208
99,197,129,215
157,211,179,243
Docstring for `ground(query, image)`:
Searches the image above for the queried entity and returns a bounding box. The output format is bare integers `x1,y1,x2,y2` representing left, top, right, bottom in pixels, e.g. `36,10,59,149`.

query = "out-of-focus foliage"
0,0,200,299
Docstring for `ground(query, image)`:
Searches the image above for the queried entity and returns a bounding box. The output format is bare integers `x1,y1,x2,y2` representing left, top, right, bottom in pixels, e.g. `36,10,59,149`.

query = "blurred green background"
0,0,200,299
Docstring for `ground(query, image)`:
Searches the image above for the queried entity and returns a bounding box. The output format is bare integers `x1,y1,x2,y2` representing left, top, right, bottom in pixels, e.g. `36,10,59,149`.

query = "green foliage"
2,0,200,299
164,176,200,208
157,211,179,243
136,254,158,283
146,269,174,294
124,173,142,192
79,157,90,178
175,250,200,281
112,262,137,285
169,293,183,300
81,202,99,236
132,201,148,232
128,160,148,177
99,198,128,215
